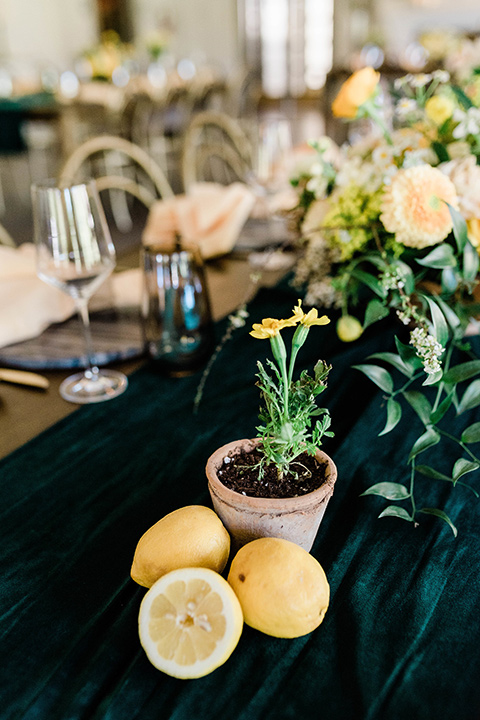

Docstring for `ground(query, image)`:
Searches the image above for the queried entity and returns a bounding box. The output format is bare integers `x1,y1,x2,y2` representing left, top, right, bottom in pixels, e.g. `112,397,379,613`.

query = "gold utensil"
0,368,50,389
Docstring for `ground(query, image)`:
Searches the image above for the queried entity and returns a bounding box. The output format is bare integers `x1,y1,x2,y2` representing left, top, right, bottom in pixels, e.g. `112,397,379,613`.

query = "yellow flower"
250,317,298,340
425,95,454,126
380,165,458,248
291,300,330,327
467,218,480,251
332,67,380,119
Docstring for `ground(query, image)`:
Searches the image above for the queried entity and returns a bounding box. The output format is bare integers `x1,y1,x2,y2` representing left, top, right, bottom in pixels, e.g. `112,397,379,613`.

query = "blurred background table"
0,252,291,460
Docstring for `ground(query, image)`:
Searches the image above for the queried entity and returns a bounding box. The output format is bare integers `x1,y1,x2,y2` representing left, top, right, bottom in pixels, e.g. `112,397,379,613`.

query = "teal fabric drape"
1,280,480,720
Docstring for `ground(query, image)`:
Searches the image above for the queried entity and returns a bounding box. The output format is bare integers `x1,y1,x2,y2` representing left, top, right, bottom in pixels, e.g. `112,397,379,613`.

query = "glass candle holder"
142,242,215,376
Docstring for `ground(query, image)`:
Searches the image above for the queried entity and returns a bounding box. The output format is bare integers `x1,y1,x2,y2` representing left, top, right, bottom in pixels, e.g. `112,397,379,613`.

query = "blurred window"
241,0,333,97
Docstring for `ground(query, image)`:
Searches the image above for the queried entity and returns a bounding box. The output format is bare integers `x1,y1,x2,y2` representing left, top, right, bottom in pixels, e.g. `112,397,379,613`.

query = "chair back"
58,134,173,208
181,111,253,192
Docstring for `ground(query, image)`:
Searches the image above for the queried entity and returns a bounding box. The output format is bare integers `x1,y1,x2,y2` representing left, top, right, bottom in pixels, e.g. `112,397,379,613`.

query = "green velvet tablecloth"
1,281,480,720
0,92,57,152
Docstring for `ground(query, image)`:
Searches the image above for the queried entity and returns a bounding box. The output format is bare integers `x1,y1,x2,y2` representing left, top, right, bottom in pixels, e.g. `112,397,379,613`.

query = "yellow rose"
425,95,454,126
332,67,380,119
467,218,480,251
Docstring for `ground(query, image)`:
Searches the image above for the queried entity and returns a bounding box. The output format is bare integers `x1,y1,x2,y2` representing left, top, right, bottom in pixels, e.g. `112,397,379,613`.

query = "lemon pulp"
139,567,243,678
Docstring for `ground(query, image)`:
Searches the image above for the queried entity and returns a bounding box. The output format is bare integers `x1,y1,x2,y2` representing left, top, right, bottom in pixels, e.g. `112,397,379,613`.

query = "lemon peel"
131,505,230,588
227,537,330,638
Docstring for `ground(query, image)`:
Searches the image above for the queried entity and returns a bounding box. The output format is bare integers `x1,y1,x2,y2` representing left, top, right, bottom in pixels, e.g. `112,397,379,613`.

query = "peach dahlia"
380,165,459,249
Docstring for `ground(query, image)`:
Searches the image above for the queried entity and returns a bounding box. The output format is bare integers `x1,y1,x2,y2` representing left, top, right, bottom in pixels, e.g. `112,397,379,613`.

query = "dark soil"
216,447,328,499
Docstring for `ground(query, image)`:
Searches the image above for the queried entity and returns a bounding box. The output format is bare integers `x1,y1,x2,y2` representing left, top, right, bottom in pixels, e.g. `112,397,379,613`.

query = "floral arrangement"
81,31,133,82
249,300,333,479
290,65,480,535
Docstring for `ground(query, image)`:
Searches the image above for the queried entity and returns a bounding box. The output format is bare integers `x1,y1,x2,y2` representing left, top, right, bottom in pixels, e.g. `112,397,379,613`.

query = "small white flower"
432,69,450,83
381,267,406,291
372,145,395,171
452,107,480,139
395,98,419,119
410,73,433,88
409,326,444,374
306,174,329,198
396,310,411,325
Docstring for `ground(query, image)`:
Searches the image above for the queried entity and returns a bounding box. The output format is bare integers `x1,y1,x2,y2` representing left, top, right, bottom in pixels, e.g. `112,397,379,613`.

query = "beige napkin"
0,243,142,349
142,182,256,258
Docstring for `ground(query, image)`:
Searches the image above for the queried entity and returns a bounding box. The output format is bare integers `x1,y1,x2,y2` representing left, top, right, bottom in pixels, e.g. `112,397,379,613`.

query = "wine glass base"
59,369,128,404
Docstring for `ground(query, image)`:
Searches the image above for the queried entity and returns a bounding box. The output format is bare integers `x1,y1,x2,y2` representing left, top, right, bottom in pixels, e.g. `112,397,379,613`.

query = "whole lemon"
227,537,329,638
131,505,230,588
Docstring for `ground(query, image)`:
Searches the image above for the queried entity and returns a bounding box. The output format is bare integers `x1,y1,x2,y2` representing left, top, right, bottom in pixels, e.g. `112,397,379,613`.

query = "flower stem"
359,99,393,145
270,334,289,421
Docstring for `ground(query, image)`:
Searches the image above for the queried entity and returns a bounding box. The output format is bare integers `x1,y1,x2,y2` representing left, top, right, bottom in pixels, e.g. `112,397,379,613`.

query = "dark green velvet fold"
1,280,479,720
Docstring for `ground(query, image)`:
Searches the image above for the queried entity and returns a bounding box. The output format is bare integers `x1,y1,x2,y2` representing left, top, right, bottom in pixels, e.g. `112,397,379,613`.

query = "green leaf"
441,267,459,294
408,427,440,462
392,260,415,295
443,360,480,384
434,295,462,330
363,299,390,329
394,336,423,370
450,84,474,110
422,369,443,387
379,397,402,436
403,390,432,425
453,458,480,483
416,244,457,269
463,240,480,283
416,464,480,496
378,506,413,522
461,422,480,444
432,140,450,163
448,202,469,253
419,508,458,537
416,465,451,481
430,389,455,424
423,295,449,347
350,269,386,298
368,352,414,377
352,364,394,393
361,481,410,500
457,379,480,414
361,253,389,270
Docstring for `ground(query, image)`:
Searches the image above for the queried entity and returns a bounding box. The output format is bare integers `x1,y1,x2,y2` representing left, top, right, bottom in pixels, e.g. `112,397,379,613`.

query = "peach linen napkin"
142,182,256,258
0,243,142,349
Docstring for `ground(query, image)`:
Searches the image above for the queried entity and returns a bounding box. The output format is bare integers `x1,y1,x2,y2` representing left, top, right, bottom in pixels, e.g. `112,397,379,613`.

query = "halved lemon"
138,567,243,679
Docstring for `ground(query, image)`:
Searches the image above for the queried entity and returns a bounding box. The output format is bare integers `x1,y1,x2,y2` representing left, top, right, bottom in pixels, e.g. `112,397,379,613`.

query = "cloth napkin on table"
142,182,256,258
0,243,142,349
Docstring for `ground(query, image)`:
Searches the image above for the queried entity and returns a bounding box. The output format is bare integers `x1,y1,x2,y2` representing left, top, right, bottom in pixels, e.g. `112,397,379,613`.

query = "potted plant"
206,300,337,553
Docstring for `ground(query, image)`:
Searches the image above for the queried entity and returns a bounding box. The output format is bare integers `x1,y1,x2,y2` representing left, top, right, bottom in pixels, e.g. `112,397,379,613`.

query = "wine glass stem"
76,298,99,378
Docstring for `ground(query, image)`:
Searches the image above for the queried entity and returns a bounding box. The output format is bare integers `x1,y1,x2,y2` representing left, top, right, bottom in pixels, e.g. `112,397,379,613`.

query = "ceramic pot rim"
206,438,337,513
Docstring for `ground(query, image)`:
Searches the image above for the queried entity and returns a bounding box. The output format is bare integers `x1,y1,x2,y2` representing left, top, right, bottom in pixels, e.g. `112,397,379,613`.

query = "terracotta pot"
206,438,337,553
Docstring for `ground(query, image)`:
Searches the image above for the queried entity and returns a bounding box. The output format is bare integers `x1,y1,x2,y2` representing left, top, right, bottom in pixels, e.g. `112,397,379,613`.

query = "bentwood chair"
181,110,253,192
58,135,173,234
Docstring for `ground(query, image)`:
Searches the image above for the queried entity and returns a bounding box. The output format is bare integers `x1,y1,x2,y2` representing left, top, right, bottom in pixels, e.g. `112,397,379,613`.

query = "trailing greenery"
353,208,480,536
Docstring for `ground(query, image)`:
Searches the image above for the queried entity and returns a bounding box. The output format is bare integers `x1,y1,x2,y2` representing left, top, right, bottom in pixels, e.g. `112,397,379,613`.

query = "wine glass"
249,115,293,197
31,179,128,404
